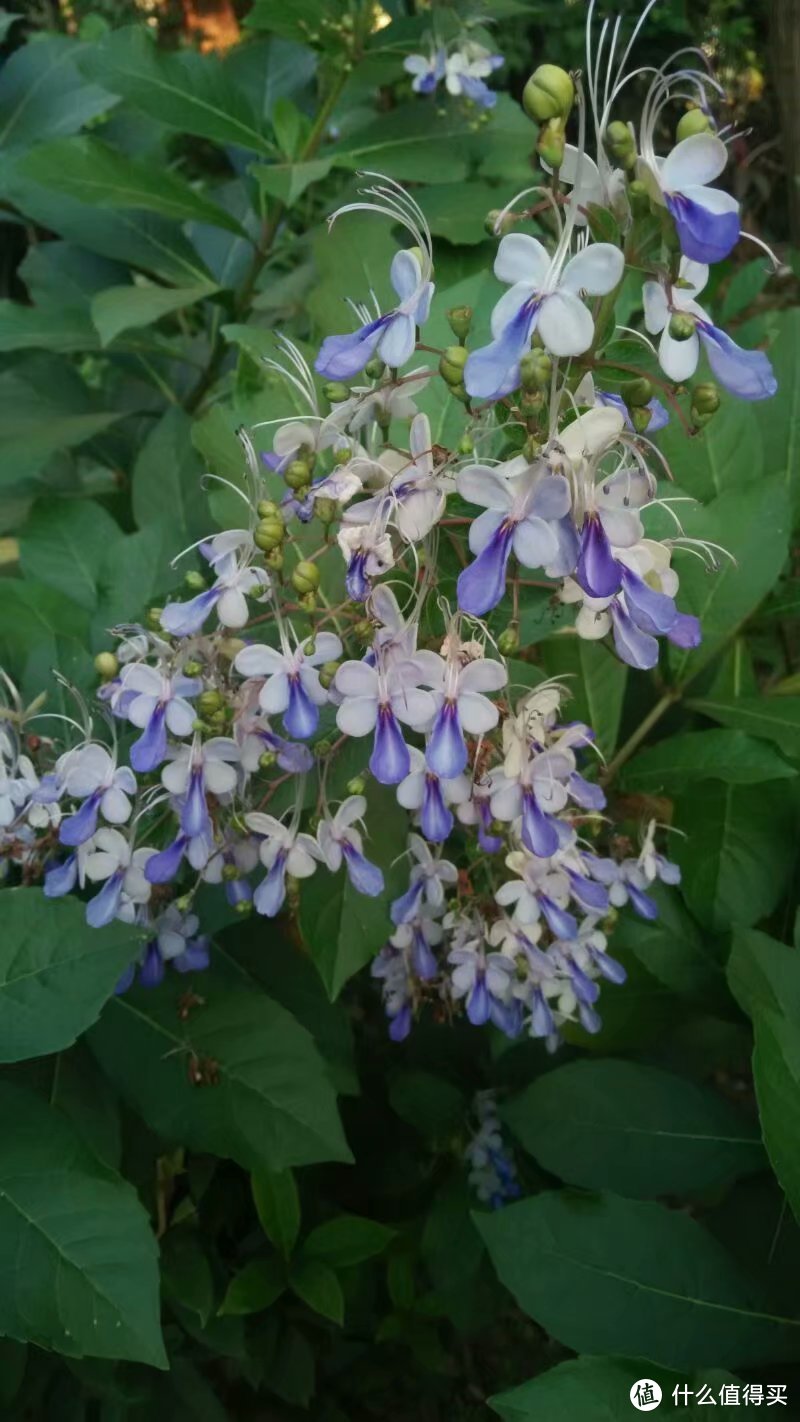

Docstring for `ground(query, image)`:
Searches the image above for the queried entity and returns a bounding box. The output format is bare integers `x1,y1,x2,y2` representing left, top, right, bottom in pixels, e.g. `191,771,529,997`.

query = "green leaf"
0,580,92,709
728,929,800,1225
611,884,726,1005
219,1256,285,1316
0,1082,165,1366
19,499,123,609
161,1227,215,1325
389,1070,467,1139
656,392,762,502
0,11,23,41
673,780,797,932
88,964,351,1171
79,27,273,154
299,777,408,999
252,156,333,208
246,0,333,40
720,259,771,322
0,890,144,1064
663,476,790,683
289,1256,344,1324
503,1059,763,1198
224,37,316,119
753,308,800,509
303,1215,395,1268
620,729,796,792
476,1191,800,1370
91,281,217,347
132,407,208,561
417,181,521,246
252,1169,301,1259
490,1358,744,1421
0,356,123,486
329,106,473,183
49,1043,122,1170
20,136,245,234
0,299,98,354
687,695,800,760
0,36,115,149
541,637,628,758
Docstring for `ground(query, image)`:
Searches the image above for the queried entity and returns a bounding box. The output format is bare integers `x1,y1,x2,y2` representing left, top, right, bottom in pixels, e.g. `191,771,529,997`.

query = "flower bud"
319,660,340,689
631,406,652,434
254,516,285,552
303,637,316,656
347,776,366,795
447,306,473,342
94,651,118,680
669,313,696,342
183,659,203,677
333,444,352,466
184,570,207,592
256,500,282,520
523,435,542,462
364,356,385,381
322,380,350,403
522,64,574,123
520,390,544,416
604,119,636,169
222,863,240,881
519,349,552,391
291,560,320,594
300,591,317,611
439,344,468,386
676,107,711,143
315,739,333,756
198,690,224,717
266,547,284,571
620,377,653,407
485,208,515,237
354,618,374,643
147,607,164,629
458,434,474,456
259,750,277,770
691,380,720,427
235,899,253,916
536,116,566,170
219,637,245,660
315,497,339,526
284,459,311,491
627,179,650,217
497,626,519,656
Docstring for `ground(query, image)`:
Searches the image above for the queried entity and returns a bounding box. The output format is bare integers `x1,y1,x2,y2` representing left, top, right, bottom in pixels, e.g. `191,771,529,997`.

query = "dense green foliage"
0,1,799,1417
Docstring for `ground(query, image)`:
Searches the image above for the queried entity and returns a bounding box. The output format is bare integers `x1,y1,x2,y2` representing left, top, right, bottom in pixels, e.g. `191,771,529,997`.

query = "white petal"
100,786,132,824
390,249,422,303
391,686,436,728
660,132,728,191
336,696,378,736
258,671,290,714
457,465,514,511
559,407,624,463
217,587,249,629
377,312,416,369
334,795,366,831
334,660,378,698
678,259,709,296
307,631,343,666
161,759,189,796
409,412,432,471
121,664,160,695
127,694,157,730
680,183,739,218
459,659,507,694
396,772,424,811
298,666,328,706
458,690,500,735
165,698,197,737
560,243,625,296
204,761,238,794
537,290,594,357
494,233,550,288
490,281,535,340
599,507,643,549
235,643,285,678
512,516,558,570
273,421,316,458
658,326,699,383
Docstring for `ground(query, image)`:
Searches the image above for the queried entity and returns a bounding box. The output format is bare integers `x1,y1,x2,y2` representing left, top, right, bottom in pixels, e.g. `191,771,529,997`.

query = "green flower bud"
522,64,574,123
319,660,340,689
484,208,512,237
364,356,385,381
303,637,317,656
183,659,203,677
354,618,374,643
94,651,118,680
322,381,351,403
291,560,320,595
458,434,474,456
315,497,339,526
222,863,240,882
315,739,333,756
235,899,253,916
333,445,352,466
285,459,311,491
627,178,650,216
439,344,468,386
490,818,506,837
620,377,653,407
446,305,473,342
497,626,519,656
254,517,285,552
198,690,224,717
266,547,284,572
676,107,712,143
219,637,245,660
523,435,542,462
604,119,636,169
631,406,653,434
536,116,566,170
346,776,366,795
669,313,696,342
300,591,317,611
519,349,552,391
147,607,164,630
257,500,282,520
184,570,207,592
691,380,720,426
259,750,278,770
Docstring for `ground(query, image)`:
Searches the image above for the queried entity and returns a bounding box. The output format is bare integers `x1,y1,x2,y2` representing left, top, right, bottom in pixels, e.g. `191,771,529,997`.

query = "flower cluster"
0,2,777,1045
404,37,503,111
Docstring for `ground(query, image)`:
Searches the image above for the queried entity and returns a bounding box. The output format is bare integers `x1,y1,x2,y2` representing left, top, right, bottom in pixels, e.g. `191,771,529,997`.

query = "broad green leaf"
80,28,274,154
418,181,522,246
219,1257,285,1316
224,37,316,119
329,106,473,183
161,1228,215,1325
720,259,771,322
88,966,351,1170
611,884,726,1005
476,1191,800,1369
541,638,627,757
620,729,796,792
20,136,245,234
490,1358,743,1421
20,240,128,309
303,1215,395,1269
307,209,397,346
674,780,796,932
268,1324,314,1407
298,778,408,999
252,157,334,208
91,281,217,347
49,1044,122,1170
0,356,123,486
687,695,800,760
728,929,800,1225
502,1059,763,1198
289,1256,344,1324
0,581,92,710
19,499,123,610
656,392,762,502
389,1070,467,1139
245,0,335,40
132,406,208,560
753,308,799,507
664,476,790,683
0,11,23,40
0,36,115,149
252,1169,301,1259
0,890,143,1064
0,299,97,354
0,1082,165,1366
90,526,178,646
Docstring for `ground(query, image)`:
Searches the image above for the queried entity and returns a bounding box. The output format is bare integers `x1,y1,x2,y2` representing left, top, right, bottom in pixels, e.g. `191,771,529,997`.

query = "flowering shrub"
0,0,799,1415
